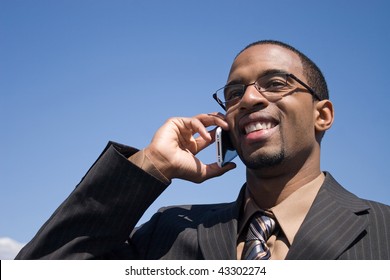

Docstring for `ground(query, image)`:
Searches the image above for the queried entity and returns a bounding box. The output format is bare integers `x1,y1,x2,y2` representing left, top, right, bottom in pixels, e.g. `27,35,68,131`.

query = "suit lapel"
286,173,370,259
197,186,245,260
196,174,370,260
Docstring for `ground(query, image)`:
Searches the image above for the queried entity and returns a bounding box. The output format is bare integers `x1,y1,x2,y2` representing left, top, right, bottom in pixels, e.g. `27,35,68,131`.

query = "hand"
144,113,236,183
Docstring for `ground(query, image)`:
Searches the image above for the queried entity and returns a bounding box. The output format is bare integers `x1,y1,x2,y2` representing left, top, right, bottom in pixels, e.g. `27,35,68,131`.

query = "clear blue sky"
1,0,389,245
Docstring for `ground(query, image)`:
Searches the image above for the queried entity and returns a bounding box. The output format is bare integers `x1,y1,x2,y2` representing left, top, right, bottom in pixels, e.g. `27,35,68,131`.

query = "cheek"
278,99,315,140
282,109,316,151
225,113,241,150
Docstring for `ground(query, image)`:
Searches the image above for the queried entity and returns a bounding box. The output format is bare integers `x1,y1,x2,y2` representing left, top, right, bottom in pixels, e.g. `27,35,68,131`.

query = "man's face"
225,44,318,171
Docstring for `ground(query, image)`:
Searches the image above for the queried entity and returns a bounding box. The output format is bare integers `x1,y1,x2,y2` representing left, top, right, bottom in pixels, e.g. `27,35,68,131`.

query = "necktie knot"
242,212,276,260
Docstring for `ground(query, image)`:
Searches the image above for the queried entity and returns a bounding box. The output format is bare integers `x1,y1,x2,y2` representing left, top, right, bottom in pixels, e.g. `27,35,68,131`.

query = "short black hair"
237,40,329,101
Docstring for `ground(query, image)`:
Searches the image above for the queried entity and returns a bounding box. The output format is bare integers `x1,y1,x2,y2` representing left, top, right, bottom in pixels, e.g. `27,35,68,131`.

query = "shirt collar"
238,173,325,245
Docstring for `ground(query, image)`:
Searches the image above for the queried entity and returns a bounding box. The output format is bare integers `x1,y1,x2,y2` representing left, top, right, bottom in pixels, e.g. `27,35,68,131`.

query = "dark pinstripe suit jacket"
16,142,390,259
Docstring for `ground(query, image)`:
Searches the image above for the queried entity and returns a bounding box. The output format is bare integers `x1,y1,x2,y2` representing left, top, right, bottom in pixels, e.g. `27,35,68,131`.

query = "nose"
238,84,269,110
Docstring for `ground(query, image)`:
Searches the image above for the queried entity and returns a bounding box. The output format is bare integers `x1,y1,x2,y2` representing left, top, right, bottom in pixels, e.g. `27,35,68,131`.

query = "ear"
314,99,334,133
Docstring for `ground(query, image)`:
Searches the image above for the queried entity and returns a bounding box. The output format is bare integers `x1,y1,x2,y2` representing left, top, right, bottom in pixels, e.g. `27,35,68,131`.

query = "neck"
246,158,321,209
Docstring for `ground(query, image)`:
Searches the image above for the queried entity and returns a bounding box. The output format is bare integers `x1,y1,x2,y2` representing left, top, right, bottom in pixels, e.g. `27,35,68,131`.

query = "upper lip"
238,112,279,135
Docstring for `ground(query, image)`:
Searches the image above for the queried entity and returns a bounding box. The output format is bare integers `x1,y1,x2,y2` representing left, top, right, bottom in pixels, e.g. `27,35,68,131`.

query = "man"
16,40,390,260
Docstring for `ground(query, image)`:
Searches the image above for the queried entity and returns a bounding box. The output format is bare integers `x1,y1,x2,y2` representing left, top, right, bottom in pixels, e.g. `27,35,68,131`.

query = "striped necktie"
242,212,276,260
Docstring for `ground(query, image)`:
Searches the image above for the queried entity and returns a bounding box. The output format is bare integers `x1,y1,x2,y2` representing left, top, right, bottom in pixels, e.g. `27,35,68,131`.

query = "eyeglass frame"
212,71,322,111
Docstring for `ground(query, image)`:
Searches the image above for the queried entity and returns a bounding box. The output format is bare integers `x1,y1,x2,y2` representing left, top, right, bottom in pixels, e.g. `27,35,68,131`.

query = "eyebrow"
225,68,289,87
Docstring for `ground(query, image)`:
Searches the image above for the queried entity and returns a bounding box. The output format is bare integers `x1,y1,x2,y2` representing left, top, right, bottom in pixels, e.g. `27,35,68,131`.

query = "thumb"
197,162,237,183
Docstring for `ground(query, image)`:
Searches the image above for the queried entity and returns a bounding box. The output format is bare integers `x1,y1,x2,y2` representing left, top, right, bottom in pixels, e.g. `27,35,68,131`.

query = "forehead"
228,44,303,82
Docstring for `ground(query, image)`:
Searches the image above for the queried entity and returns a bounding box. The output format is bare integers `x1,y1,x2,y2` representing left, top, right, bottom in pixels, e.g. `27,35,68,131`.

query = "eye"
263,78,288,91
224,85,244,101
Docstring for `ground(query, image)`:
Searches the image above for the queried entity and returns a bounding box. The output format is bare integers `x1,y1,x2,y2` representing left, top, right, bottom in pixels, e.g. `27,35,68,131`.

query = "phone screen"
216,127,238,167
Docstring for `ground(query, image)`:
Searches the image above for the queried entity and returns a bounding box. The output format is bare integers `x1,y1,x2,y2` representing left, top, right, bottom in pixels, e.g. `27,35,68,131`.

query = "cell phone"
216,127,238,167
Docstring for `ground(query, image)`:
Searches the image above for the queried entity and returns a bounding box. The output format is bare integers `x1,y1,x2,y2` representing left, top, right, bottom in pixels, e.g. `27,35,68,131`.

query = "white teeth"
244,122,274,134
245,123,262,134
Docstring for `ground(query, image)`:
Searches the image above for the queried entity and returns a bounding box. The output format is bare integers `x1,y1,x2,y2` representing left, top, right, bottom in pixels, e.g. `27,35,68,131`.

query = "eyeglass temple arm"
213,93,227,111
288,74,322,101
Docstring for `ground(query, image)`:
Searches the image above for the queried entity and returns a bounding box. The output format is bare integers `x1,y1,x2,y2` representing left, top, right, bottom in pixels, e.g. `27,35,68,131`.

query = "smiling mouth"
244,121,277,135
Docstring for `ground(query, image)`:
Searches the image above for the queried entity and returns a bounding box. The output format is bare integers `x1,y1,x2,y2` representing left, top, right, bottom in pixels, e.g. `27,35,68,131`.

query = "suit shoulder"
364,199,390,216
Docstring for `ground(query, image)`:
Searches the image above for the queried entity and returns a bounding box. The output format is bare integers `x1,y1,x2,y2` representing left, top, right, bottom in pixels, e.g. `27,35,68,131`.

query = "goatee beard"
242,150,285,170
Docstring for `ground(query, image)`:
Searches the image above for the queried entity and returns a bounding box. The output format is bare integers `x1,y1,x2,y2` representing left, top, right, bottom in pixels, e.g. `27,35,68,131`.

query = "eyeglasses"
212,71,321,111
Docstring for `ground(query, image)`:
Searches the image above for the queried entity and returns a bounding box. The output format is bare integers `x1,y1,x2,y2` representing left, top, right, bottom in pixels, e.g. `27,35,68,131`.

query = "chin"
241,150,285,170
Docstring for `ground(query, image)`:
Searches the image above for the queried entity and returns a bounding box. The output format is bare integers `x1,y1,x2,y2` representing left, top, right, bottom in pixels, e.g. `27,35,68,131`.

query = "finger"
169,115,227,155
175,114,228,141
189,117,212,141
207,112,226,122
187,114,225,153
197,162,237,183
188,116,225,145
194,134,214,152
177,117,213,143
195,113,229,131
